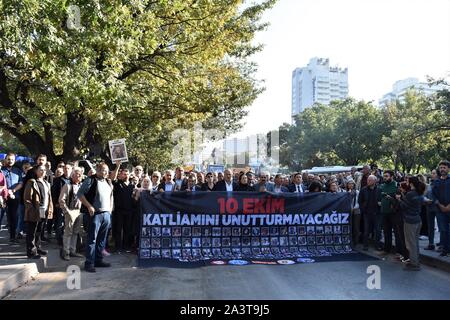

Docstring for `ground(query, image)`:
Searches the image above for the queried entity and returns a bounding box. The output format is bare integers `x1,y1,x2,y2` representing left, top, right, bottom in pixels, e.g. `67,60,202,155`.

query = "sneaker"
439,252,449,257
401,258,411,263
403,263,421,271
69,252,84,258
94,261,111,268
437,246,444,253
37,249,48,256
84,265,96,273
62,254,70,261
424,244,435,250
101,249,111,257
16,233,23,239
419,236,428,241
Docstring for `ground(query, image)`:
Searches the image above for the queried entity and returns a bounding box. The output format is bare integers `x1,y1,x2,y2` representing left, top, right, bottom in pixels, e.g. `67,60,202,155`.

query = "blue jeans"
437,211,450,253
16,203,25,235
85,212,111,267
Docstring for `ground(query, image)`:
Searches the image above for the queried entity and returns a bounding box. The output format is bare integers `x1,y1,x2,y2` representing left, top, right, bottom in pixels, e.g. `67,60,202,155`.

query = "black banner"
139,191,355,266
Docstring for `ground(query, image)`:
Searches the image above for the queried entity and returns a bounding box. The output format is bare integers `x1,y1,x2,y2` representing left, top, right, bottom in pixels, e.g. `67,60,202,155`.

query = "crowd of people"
0,152,449,273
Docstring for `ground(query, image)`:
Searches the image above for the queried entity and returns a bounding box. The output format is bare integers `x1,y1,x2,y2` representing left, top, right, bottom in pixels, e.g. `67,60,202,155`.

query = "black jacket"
358,185,380,215
235,184,256,192
213,180,239,191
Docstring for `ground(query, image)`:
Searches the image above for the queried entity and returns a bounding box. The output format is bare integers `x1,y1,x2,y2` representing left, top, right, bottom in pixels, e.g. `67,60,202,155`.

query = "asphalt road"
4,252,450,300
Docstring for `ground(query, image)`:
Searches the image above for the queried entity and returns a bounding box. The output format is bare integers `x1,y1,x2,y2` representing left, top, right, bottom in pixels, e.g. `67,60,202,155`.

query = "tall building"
379,77,447,107
291,57,349,120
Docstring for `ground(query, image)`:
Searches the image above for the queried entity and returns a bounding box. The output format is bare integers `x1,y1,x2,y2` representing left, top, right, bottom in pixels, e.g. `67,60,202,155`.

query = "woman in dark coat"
235,172,256,192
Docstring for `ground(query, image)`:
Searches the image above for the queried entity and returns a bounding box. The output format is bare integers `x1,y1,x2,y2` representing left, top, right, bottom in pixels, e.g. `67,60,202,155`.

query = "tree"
0,0,276,166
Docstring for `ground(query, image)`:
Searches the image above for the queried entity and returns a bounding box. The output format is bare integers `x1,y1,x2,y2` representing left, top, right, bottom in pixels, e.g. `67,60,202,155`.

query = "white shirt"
294,184,303,193
225,181,233,192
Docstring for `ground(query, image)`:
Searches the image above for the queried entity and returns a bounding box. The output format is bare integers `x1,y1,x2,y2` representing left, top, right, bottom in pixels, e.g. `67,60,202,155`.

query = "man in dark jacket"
213,169,238,191
379,170,399,254
359,175,381,250
51,163,73,246
433,160,450,257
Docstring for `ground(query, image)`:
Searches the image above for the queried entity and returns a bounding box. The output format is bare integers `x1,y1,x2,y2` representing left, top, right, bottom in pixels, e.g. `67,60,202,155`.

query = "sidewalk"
355,229,450,272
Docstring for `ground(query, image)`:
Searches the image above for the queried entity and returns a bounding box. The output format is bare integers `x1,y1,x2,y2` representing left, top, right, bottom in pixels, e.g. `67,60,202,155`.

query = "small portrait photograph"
280,247,289,255
271,247,281,255
288,226,297,235
231,237,241,247
212,227,222,236
325,226,333,234
325,236,334,245
261,237,270,246
212,238,221,247
334,235,342,244
161,249,171,258
151,250,161,258
172,227,182,237
162,227,172,237
242,237,251,247
242,227,251,236
182,227,192,237
279,236,288,246
181,249,192,258
202,227,211,237
342,225,350,235
261,227,269,236
232,227,241,237
161,238,171,248
342,235,351,244
232,248,241,256
140,249,150,258
307,237,316,245
252,227,261,236
270,227,279,236
261,247,271,256
242,248,252,256
202,238,211,247
316,226,324,235
222,227,232,237
251,237,261,246
307,226,315,235
109,139,128,162
192,227,202,237
316,236,325,245
252,247,261,256
172,238,181,248
151,238,161,248
222,237,231,247
141,227,150,237
298,226,306,235
222,248,232,257
289,247,298,254
202,248,212,256
172,249,181,259
333,226,342,234
140,238,151,249
298,236,307,245
270,237,279,246
344,245,352,252
289,236,298,246
151,227,161,237
212,248,222,257
192,249,202,258
279,226,288,236
192,238,201,248
182,238,192,248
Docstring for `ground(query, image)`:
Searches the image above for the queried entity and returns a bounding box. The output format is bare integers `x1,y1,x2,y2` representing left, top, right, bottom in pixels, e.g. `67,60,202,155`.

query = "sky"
230,0,450,139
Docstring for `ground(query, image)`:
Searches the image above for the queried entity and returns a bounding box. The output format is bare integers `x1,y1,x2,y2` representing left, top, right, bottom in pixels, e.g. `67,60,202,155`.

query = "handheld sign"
108,139,128,163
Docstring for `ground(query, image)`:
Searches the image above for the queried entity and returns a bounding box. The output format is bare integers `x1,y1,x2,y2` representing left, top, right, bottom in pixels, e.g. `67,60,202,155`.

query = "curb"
419,253,450,273
0,256,48,299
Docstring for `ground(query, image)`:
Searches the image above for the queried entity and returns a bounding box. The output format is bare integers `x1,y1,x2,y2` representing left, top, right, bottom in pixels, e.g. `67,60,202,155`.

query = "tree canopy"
0,0,276,169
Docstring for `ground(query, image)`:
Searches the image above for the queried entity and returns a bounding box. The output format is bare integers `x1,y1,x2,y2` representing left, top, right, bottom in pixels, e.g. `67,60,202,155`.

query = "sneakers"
94,261,111,268
37,249,48,256
62,254,70,261
101,249,111,257
419,236,428,241
84,265,96,273
424,244,435,250
69,252,84,258
439,252,449,257
401,258,411,263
